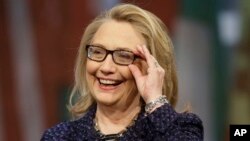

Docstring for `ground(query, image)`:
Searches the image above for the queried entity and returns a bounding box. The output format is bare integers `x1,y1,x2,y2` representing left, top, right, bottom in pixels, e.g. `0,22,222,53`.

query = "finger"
141,45,155,68
133,47,145,60
128,64,143,80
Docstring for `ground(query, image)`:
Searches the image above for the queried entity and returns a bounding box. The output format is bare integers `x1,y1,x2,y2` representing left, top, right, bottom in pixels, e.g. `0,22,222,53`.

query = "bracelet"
145,95,168,114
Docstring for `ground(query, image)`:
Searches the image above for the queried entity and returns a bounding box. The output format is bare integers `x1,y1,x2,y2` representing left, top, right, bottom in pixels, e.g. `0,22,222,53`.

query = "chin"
94,93,122,106
93,86,128,107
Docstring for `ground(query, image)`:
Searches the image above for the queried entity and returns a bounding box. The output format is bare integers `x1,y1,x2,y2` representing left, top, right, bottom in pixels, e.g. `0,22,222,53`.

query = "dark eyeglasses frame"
86,45,140,66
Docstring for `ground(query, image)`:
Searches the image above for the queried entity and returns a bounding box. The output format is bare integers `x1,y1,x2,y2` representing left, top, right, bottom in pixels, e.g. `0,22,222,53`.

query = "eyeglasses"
86,45,138,66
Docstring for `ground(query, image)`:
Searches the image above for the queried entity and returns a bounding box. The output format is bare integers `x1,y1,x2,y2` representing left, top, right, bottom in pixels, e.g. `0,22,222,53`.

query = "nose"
99,54,116,74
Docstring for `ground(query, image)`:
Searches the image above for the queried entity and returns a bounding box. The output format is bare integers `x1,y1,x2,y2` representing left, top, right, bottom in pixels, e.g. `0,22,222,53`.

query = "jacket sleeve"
146,103,204,141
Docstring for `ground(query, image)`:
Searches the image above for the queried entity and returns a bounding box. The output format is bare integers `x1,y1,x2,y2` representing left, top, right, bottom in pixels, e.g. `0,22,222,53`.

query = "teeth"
99,79,117,85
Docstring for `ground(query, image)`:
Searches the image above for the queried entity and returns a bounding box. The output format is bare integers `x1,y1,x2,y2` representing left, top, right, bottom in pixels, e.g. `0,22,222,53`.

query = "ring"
154,62,158,67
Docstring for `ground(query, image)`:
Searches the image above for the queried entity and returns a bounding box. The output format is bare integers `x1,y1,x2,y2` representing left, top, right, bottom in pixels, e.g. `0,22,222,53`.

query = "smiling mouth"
98,78,123,86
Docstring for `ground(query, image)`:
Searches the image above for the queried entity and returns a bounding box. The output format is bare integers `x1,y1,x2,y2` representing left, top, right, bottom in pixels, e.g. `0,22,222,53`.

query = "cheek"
121,68,138,98
120,67,134,80
86,60,98,75
86,61,99,84
121,67,136,90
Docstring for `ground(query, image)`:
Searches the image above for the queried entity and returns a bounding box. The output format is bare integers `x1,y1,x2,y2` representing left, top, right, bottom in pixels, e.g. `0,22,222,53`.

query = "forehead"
92,20,146,51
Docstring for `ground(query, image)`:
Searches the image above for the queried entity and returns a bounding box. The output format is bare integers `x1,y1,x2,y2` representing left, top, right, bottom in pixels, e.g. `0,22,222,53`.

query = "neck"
95,96,141,134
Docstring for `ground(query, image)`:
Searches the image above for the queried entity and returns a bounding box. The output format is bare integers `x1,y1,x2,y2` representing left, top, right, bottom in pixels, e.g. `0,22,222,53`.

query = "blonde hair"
69,3,178,117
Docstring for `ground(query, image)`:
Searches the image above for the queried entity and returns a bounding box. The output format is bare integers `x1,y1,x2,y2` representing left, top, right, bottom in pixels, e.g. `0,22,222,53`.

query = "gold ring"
154,62,158,67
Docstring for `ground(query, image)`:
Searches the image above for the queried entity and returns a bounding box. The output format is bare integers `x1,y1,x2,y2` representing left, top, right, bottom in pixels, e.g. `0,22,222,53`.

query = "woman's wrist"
145,95,168,114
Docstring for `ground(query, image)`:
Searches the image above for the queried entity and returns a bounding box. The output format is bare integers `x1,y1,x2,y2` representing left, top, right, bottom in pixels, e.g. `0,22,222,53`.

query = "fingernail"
138,45,143,53
141,45,146,53
128,64,133,69
137,44,142,49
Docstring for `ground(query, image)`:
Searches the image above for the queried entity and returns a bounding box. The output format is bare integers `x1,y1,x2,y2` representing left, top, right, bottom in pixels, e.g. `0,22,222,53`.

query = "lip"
98,77,123,83
96,77,123,91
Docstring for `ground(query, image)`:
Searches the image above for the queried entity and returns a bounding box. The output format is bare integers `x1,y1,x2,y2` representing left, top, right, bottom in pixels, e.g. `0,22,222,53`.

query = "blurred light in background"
218,10,241,47
88,0,121,15
5,0,44,141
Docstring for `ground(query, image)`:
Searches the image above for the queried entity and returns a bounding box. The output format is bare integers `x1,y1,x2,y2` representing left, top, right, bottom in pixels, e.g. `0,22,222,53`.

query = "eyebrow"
90,43,133,52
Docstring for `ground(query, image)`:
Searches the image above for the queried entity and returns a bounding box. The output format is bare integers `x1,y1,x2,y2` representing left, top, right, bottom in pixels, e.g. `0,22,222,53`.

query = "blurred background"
0,0,249,141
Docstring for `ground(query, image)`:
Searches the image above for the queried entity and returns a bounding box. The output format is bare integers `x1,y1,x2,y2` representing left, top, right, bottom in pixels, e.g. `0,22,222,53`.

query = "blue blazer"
41,104,203,141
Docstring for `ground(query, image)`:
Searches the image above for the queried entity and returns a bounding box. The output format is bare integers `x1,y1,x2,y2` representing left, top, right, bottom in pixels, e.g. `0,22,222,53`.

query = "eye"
90,47,104,54
115,51,134,60
93,50,102,55
87,46,107,61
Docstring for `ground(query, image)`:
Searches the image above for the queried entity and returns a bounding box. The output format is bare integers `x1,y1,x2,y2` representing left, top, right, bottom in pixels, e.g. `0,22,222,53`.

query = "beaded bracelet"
145,95,169,114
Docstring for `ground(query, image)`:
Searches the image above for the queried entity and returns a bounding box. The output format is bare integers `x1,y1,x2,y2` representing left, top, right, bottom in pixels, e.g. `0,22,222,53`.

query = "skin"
86,20,165,134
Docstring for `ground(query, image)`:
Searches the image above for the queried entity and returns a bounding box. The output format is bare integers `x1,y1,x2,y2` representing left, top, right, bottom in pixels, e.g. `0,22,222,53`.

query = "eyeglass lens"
86,45,135,65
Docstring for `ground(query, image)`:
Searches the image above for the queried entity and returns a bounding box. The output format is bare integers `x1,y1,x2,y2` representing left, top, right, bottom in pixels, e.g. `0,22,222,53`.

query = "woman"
41,3,203,141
